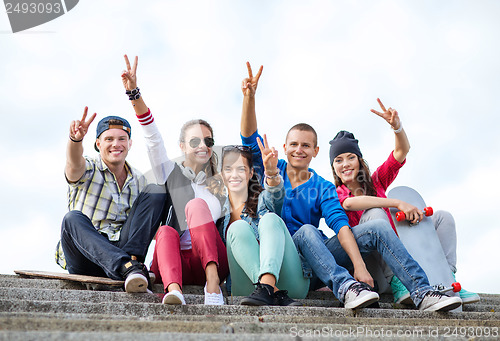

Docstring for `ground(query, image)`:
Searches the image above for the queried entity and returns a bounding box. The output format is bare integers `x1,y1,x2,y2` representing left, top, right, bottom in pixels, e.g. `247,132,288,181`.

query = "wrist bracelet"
393,122,403,134
264,171,280,180
69,135,83,143
125,87,141,101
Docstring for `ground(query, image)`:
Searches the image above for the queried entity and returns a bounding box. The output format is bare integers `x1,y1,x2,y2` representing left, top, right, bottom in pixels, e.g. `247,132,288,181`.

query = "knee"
226,221,254,243
185,198,209,216
61,211,87,232
433,210,455,226
156,225,180,242
140,184,167,204
258,212,284,230
360,208,390,224
294,224,320,241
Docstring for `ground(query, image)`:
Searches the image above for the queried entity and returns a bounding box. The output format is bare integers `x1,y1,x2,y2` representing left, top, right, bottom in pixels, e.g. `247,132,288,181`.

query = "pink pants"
150,198,229,292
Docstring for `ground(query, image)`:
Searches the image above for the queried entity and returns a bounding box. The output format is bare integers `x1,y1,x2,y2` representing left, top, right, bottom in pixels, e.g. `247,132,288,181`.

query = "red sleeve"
372,151,406,191
336,184,351,206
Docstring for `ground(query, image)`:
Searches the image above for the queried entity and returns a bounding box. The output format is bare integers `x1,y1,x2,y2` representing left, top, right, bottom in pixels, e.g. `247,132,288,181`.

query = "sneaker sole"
240,297,271,306
163,295,183,305
345,292,380,310
124,274,148,293
461,295,480,304
423,296,462,312
395,293,413,305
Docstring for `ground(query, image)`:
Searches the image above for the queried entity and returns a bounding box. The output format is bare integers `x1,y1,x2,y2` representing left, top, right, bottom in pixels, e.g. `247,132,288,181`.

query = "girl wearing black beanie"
329,98,479,306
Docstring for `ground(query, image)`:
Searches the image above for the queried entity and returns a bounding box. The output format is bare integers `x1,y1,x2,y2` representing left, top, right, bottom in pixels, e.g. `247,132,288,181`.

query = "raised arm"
371,98,410,163
240,61,263,137
65,107,96,182
121,54,173,183
121,55,148,116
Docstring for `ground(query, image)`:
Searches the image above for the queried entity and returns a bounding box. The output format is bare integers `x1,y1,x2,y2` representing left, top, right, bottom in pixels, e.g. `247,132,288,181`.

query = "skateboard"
387,186,462,311
15,270,124,291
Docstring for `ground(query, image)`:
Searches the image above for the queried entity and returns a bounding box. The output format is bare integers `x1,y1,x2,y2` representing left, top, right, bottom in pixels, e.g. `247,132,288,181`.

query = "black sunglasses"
188,137,215,148
222,145,251,153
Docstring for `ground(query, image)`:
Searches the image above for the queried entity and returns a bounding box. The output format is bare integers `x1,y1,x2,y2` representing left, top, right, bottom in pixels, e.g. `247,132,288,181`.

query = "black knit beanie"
329,130,363,165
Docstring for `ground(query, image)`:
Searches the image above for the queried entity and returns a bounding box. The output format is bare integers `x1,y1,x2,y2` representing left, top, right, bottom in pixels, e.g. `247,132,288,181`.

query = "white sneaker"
344,282,379,309
124,273,149,293
204,284,225,305
162,290,186,305
419,291,462,312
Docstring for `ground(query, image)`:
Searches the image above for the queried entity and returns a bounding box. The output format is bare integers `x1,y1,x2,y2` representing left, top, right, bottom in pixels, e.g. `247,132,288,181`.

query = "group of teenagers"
56,56,479,312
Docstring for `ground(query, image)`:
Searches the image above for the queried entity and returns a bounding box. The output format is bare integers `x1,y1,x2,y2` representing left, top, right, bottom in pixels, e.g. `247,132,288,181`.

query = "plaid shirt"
56,155,146,268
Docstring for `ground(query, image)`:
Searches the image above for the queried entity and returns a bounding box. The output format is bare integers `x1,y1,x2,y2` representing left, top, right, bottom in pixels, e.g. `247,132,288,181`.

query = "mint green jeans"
226,212,309,299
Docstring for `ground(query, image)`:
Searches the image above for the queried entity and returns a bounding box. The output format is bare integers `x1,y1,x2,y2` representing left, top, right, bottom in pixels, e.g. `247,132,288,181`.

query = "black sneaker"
120,259,152,293
241,283,274,306
274,290,302,306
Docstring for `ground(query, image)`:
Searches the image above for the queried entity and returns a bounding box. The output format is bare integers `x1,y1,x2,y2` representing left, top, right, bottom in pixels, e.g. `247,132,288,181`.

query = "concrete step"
2,273,499,340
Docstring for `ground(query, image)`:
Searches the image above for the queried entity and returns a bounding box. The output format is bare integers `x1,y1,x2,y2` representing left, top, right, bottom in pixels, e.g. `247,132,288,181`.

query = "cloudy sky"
1,0,498,294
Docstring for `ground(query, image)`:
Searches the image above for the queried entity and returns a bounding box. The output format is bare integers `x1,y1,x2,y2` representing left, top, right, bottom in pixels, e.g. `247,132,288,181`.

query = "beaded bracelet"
264,171,280,180
125,87,141,100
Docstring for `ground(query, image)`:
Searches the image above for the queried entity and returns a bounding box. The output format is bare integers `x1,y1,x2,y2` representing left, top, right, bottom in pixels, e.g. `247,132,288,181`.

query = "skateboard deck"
387,186,461,311
15,270,124,290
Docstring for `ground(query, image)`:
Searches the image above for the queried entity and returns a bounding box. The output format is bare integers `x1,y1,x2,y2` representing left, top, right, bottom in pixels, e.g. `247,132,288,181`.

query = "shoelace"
349,282,368,294
426,291,444,299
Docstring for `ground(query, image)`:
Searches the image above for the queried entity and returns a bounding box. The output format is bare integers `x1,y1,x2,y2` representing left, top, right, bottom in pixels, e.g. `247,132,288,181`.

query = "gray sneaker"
344,282,380,309
419,291,462,312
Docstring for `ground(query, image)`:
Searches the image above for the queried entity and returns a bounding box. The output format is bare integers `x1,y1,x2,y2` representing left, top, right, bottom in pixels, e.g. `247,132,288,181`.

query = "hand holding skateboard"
396,206,433,224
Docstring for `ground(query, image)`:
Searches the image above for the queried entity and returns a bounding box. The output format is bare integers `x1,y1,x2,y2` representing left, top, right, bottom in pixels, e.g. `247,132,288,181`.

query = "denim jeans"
61,184,167,280
293,218,434,306
292,224,356,303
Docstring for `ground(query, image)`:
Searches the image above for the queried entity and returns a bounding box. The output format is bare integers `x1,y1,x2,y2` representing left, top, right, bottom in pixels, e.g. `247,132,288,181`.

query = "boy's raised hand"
241,61,263,97
257,134,278,174
69,106,96,141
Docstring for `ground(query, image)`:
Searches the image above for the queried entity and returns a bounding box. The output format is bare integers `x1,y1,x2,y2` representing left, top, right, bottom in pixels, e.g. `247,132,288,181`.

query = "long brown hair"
179,119,224,197
332,156,377,197
221,146,263,218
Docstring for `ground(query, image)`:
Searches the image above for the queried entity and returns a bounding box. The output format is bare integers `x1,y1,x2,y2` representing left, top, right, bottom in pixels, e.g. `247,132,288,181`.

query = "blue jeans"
293,219,433,306
61,184,167,280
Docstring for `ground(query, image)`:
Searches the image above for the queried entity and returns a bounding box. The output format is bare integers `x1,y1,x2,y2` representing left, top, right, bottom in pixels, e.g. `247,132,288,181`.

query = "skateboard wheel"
396,211,406,222
423,207,434,216
451,282,461,292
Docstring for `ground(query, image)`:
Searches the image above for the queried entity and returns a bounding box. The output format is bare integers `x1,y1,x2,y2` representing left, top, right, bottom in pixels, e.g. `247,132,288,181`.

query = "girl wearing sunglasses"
219,137,309,306
122,55,228,305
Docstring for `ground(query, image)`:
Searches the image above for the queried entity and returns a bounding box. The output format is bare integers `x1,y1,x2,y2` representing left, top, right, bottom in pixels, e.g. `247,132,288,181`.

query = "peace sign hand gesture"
257,134,279,176
69,106,97,141
121,54,138,91
241,61,263,97
370,98,401,131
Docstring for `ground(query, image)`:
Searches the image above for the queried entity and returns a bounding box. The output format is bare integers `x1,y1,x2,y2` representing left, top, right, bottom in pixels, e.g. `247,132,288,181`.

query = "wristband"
264,171,280,180
69,135,83,143
125,87,141,100
393,122,403,134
